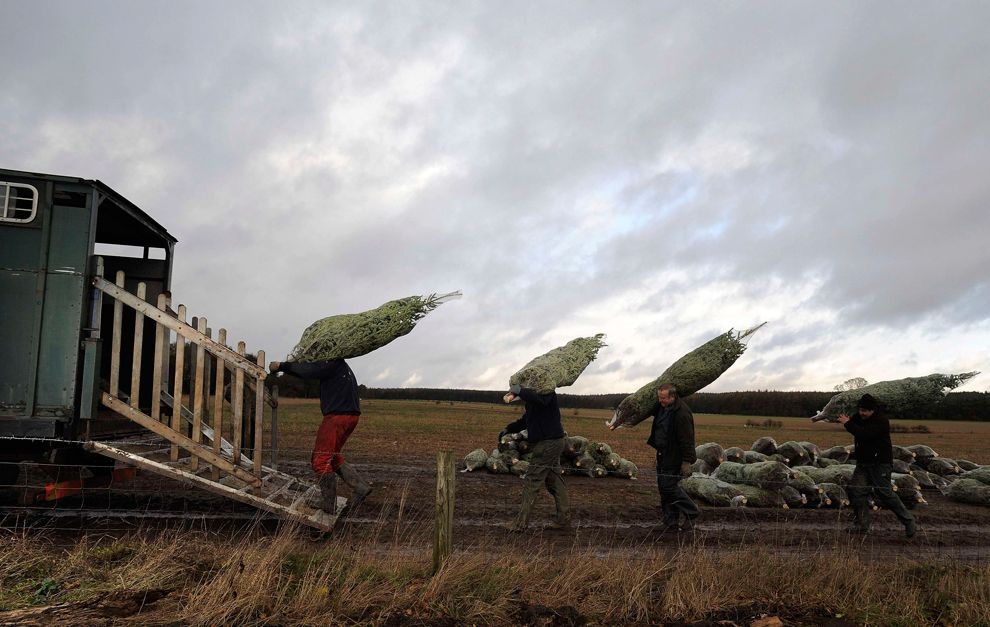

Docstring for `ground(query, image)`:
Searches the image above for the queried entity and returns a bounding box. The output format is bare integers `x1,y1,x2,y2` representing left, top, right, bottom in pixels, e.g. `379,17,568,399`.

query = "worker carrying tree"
647,383,699,531
837,393,916,537
500,384,570,532
273,290,461,518
269,360,371,517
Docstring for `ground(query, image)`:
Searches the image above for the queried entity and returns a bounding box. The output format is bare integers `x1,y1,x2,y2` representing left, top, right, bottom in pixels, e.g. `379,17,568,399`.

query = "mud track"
3,457,988,562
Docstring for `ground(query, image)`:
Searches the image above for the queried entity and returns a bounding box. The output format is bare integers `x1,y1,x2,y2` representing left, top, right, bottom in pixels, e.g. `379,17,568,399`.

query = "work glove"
509,384,522,395
269,361,281,373
680,462,692,477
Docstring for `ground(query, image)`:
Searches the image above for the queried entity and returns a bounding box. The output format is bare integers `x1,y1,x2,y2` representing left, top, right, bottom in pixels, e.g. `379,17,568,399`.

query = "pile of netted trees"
462,432,639,479
682,438,988,509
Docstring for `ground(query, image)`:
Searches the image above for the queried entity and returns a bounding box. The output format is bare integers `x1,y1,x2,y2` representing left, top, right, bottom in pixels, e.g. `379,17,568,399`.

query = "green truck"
1,168,335,529
1,168,175,479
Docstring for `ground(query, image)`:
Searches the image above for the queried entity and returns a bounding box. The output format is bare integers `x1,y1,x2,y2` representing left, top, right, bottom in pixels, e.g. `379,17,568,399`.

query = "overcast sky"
3,2,989,396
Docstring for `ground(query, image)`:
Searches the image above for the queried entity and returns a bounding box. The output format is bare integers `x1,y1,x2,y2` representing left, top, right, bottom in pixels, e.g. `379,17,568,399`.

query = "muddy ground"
3,454,988,563
2,400,988,562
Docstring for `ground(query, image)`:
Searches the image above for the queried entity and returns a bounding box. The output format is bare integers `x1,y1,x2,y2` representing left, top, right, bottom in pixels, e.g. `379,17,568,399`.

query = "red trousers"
311,414,360,476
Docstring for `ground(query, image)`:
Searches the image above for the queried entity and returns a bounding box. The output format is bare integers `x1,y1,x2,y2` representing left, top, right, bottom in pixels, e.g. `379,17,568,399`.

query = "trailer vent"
1,182,38,223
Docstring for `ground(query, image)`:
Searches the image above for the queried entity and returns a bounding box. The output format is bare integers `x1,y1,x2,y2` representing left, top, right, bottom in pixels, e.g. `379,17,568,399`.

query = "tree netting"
892,446,917,464
751,437,778,456
958,460,981,472
962,467,990,486
743,450,770,464
820,446,850,463
946,478,990,506
732,484,787,508
811,372,979,422
508,335,607,394
779,485,807,508
462,448,488,472
891,459,913,475
607,324,766,429
724,447,745,464
776,441,810,466
799,442,820,463
288,291,462,362
713,461,793,491
695,443,725,469
819,482,849,508
465,430,637,479
681,475,746,507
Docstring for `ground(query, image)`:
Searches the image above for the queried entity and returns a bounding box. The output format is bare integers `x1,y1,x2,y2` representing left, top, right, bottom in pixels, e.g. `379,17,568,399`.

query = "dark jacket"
502,388,565,444
281,360,361,417
647,397,697,468
844,409,893,464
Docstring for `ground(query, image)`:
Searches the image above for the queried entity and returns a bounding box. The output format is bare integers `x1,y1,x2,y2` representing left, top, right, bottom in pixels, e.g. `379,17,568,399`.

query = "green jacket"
646,397,697,468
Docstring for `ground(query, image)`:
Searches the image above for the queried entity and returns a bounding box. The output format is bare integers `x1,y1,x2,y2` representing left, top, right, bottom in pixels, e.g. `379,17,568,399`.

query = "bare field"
266,398,990,556
275,398,990,468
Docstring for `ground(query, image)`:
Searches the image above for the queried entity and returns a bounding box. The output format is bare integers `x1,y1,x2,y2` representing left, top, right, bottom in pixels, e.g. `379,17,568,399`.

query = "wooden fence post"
433,449,455,574
271,385,279,471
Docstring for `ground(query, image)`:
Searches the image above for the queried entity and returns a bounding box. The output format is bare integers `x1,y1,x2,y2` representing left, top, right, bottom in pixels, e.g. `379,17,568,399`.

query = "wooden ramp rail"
86,259,323,528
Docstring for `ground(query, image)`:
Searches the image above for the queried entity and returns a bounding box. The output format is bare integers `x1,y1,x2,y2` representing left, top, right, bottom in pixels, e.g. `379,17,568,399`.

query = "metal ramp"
83,440,340,531
80,261,341,532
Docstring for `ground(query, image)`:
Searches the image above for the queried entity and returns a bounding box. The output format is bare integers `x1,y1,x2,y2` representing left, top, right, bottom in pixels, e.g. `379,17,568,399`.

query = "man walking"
500,384,569,532
269,359,371,517
647,383,699,531
838,393,916,537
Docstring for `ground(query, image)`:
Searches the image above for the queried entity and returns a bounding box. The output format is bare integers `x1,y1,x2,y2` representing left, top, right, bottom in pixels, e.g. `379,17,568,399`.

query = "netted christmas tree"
289,292,461,362
608,324,765,429
508,335,607,395
811,372,979,422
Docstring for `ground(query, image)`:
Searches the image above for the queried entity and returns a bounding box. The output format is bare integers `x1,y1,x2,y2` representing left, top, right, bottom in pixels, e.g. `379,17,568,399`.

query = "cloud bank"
2,1,988,395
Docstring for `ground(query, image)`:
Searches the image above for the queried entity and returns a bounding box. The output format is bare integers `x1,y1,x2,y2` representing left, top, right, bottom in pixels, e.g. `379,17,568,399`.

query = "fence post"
433,449,455,574
271,385,279,471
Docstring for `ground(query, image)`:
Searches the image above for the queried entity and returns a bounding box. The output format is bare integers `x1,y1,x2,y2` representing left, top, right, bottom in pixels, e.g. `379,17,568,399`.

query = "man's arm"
843,415,889,440
502,415,527,436
676,409,697,464
278,360,345,380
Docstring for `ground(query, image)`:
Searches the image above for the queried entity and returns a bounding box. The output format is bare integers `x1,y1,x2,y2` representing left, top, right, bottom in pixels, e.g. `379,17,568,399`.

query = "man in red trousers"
269,359,371,516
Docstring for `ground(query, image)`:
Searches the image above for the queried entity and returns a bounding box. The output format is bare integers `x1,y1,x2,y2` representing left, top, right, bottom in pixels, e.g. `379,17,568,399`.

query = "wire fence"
1,436,987,564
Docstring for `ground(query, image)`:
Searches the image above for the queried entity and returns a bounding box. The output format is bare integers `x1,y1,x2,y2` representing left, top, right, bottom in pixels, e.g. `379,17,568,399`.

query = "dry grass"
2,525,990,627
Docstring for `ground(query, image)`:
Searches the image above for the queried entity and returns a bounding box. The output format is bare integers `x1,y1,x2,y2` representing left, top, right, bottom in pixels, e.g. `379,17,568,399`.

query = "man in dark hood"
838,393,916,537
499,384,569,532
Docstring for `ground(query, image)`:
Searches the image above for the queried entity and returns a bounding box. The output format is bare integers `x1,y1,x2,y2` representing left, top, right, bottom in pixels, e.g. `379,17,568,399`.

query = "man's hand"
680,462,692,477
509,384,522,395
837,413,850,424
498,428,509,442
269,361,281,374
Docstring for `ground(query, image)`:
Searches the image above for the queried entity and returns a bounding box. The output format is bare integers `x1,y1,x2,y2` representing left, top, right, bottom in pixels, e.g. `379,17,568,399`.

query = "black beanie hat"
857,393,878,411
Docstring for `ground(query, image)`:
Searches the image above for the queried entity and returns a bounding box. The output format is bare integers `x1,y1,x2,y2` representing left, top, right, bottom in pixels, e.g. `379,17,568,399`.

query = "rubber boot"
849,506,871,533
317,473,338,514
904,518,917,538
336,462,372,517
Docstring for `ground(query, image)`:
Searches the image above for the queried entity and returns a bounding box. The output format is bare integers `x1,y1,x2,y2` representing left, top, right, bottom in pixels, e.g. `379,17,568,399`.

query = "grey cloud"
2,2,989,392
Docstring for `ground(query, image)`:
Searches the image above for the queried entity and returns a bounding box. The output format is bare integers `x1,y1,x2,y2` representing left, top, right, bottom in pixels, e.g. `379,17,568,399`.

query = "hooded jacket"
502,388,565,444
844,408,894,464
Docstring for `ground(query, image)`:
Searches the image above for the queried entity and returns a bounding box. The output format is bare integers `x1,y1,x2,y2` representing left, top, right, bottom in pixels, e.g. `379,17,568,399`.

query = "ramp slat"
83,442,336,531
